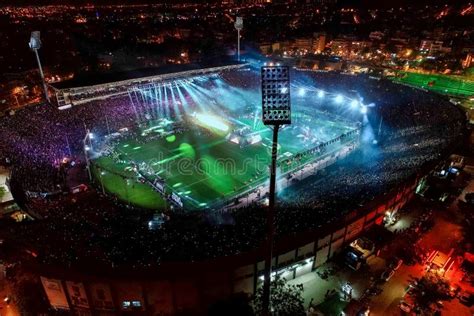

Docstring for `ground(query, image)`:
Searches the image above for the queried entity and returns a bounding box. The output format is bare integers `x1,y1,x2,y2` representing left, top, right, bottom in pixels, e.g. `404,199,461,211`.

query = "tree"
385,42,398,55
360,46,371,56
411,274,450,312
13,279,50,315
252,277,305,316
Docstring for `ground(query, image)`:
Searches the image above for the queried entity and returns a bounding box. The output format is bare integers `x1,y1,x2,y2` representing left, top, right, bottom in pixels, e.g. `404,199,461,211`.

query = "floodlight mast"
234,17,243,61
83,128,92,181
262,123,279,316
29,31,50,103
261,65,291,316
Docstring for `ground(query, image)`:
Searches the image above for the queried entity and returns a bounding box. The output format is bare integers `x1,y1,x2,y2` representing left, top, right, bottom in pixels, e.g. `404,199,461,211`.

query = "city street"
288,166,474,316
0,280,19,316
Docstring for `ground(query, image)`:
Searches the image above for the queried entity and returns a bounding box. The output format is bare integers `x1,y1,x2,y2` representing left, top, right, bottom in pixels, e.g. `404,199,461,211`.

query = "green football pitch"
91,113,355,210
390,71,474,97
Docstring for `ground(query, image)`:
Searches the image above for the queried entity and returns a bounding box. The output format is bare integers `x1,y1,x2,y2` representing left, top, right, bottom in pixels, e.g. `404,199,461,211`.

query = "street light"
99,170,106,194
83,130,93,180
261,64,291,316
234,17,243,61
29,31,50,103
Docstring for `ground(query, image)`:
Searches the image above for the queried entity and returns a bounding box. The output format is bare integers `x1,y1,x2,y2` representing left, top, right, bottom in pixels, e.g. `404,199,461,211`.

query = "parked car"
458,291,473,306
389,258,403,271
399,300,413,313
464,192,474,205
381,269,395,282
368,286,382,296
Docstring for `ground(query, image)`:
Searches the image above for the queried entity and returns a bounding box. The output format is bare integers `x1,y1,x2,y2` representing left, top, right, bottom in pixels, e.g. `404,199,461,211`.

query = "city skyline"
0,0,472,315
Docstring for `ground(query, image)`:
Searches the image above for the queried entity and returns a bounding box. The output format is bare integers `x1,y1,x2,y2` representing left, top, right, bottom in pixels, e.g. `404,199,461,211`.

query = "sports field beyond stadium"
91,111,356,210
390,71,474,97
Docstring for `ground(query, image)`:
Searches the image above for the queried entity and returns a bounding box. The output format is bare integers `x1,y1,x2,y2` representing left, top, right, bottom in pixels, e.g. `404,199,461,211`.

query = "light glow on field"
195,113,229,132
93,69,363,209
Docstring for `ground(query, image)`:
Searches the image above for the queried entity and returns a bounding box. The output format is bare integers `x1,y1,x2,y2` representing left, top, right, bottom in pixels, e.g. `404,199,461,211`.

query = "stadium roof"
51,61,242,90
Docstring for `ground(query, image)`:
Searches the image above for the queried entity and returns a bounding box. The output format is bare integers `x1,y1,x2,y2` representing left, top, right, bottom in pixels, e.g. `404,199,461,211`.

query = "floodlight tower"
83,129,93,181
29,31,50,103
234,17,243,61
261,64,291,316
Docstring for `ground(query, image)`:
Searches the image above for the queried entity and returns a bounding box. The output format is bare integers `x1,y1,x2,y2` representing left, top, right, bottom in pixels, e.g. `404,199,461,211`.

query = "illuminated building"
315,33,326,53
419,39,444,54
462,53,473,68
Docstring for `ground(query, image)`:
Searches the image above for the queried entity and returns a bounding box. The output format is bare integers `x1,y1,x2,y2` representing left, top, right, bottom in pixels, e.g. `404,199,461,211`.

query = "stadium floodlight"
83,128,94,180
360,106,368,114
317,90,325,98
261,65,291,125
298,88,306,97
234,17,243,61
29,31,50,103
28,31,41,50
350,100,359,108
88,132,94,139
261,64,291,316
335,94,344,103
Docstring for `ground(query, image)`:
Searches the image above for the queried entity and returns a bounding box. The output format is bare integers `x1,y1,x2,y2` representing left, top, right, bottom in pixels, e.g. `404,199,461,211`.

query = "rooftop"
50,61,242,90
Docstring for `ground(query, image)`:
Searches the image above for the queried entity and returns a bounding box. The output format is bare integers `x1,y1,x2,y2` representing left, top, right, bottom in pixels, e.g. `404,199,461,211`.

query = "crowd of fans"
278,73,464,235
0,70,466,269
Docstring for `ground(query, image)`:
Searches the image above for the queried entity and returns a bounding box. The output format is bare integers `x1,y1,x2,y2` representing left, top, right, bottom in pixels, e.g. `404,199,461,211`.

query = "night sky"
0,0,471,7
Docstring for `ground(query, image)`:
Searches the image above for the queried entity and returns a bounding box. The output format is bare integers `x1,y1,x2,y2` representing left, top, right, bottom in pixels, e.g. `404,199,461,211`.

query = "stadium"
0,62,467,313
82,65,360,210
